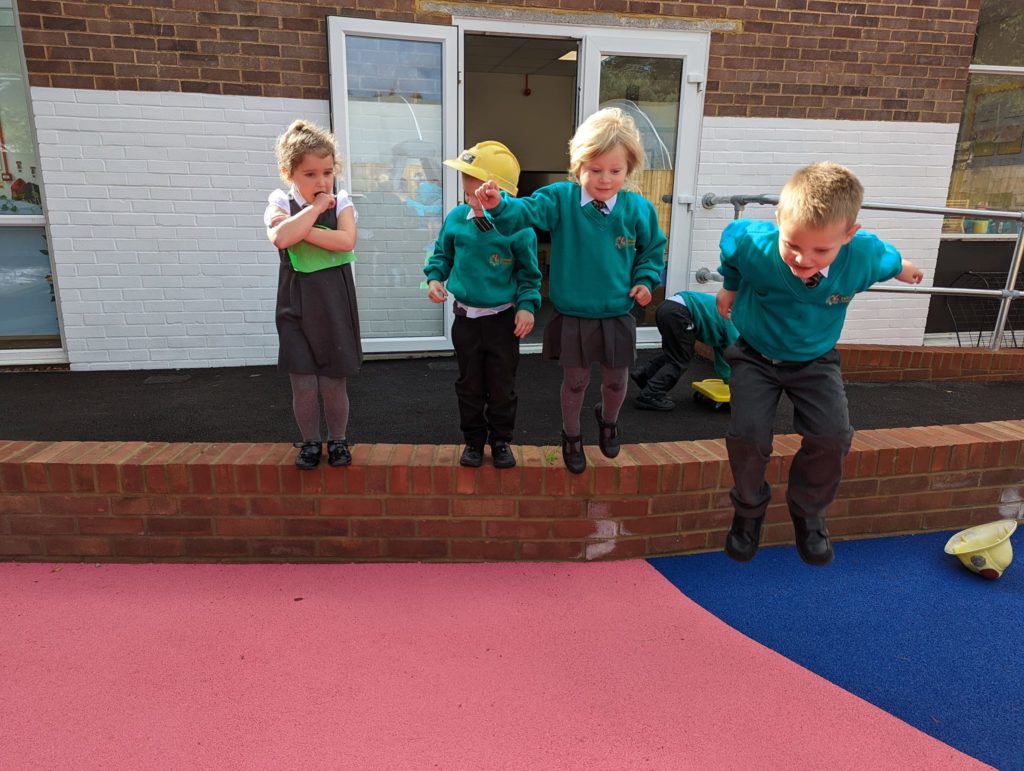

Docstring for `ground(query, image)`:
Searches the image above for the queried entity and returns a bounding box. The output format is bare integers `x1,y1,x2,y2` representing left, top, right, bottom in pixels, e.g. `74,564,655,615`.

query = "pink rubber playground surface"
1,561,984,769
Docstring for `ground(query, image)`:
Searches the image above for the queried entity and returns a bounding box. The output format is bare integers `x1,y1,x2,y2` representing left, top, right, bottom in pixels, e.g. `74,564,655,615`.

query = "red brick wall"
2,419,1021,563
16,0,979,122
839,344,1024,382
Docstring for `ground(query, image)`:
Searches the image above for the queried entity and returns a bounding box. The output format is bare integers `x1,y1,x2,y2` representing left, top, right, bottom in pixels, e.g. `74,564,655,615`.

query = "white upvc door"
327,17,459,354
328,15,708,353
579,31,708,346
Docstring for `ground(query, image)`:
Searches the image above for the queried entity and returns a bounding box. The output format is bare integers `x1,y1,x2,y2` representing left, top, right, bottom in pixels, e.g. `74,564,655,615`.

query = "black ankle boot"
725,513,764,562
293,441,322,470
791,514,834,565
560,430,586,474
593,402,620,458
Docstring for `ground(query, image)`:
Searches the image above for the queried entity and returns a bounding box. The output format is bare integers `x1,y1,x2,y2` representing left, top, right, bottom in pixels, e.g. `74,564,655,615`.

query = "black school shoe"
460,445,484,468
560,430,586,474
635,392,675,411
294,441,322,470
490,441,516,469
593,403,620,458
791,514,834,565
725,512,764,562
327,439,352,467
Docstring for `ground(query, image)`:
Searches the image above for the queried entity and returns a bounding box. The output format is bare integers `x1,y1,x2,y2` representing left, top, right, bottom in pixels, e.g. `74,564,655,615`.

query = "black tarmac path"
2,352,1023,447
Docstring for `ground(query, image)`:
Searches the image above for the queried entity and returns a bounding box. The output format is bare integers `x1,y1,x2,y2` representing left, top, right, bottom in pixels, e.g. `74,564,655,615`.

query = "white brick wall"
32,88,322,371
692,117,959,346
31,87,958,370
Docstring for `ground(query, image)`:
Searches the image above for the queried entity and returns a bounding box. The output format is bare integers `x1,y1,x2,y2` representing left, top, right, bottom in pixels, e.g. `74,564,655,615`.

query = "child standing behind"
476,108,667,474
716,161,923,565
265,120,361,470
424,141,541,468
631,290,739,411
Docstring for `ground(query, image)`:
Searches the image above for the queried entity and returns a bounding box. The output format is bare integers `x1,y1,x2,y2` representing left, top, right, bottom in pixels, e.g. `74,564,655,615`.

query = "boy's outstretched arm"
896,259,924,284
716,288,736,320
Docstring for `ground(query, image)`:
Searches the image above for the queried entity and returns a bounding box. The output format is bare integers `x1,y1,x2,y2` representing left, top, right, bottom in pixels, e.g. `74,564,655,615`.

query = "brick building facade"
4,0,982,369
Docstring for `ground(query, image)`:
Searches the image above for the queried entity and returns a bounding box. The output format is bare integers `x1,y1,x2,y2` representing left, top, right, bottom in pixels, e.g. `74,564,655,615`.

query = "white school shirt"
579,190,618,213
263,187,357,227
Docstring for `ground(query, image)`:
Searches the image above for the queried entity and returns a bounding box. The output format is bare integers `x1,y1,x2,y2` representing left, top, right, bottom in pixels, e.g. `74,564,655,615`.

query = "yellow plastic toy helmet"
944,520,1017,580
443,141,520,196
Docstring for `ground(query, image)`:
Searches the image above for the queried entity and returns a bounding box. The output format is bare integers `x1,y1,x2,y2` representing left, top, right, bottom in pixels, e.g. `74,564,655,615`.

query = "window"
0,1,60,349
945,1,1024,235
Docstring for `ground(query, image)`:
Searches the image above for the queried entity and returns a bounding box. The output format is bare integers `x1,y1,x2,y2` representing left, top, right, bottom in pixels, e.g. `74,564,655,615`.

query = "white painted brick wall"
691,117,959,346
32,87,958,370
32,88,323,371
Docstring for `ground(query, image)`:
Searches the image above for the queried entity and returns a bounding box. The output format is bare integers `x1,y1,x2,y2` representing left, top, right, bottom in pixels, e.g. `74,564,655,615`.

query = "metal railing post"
989,226,1024,351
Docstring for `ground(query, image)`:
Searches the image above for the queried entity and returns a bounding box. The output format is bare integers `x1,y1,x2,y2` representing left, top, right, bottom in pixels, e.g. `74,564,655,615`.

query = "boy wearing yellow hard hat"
424,141,541,469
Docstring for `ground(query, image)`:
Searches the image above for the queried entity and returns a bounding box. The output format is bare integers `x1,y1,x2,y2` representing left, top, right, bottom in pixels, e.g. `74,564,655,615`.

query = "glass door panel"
598,55,682,329
581,33,707,344
328,18,458,352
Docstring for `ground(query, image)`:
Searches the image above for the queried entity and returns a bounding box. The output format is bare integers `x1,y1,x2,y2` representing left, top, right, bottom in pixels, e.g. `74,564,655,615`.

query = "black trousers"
724,338,853,522
451,307,519,447
636,300,696,397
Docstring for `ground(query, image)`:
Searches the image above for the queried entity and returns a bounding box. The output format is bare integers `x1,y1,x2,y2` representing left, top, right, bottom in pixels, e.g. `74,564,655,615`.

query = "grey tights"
560,365,629,436
290,373,350,442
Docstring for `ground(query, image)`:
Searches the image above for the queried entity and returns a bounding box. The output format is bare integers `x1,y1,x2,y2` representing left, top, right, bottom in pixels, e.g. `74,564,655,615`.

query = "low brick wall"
2,420,1022,563
694,342,1024,383
838,344,1024,382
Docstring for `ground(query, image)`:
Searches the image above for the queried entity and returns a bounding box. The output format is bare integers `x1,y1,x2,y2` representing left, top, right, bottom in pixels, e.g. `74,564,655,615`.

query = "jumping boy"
716,161,923,565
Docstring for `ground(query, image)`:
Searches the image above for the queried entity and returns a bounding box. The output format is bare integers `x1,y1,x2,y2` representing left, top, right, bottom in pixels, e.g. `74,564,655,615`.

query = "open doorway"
462,33,689,346
463,33,578,343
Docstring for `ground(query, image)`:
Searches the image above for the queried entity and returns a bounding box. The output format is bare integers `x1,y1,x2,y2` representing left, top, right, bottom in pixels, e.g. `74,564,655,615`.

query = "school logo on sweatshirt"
615,235,636,250
826,293,853,305
489,253,513,266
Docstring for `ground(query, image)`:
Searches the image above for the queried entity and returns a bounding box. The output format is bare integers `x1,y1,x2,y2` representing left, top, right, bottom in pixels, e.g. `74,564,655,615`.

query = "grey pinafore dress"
275,195,362,377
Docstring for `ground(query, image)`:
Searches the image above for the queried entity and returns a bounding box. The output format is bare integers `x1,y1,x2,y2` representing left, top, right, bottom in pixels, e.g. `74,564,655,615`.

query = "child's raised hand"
311,191,336,213
475,180,501,210
514,309,534,339
629,285,652,307
716,288,736,319
426,280,448,304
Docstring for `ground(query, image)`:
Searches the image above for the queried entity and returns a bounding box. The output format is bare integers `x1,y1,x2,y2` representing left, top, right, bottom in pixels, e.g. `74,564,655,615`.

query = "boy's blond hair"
568,107,645,192
275,120,341,183
777,161,864,229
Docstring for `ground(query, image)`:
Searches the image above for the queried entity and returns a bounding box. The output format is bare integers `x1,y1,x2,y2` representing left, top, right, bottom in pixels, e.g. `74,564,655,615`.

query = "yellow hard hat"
443,141,520,196
944,520,1017,579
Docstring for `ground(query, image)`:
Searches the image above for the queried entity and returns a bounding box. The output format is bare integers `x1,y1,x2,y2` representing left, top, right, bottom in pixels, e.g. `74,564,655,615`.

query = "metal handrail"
699,193,1024,351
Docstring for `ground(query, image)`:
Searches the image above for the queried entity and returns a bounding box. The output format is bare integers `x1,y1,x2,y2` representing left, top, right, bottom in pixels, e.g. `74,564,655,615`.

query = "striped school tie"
804,272,823,288
592,200,609,215
472,216,493,232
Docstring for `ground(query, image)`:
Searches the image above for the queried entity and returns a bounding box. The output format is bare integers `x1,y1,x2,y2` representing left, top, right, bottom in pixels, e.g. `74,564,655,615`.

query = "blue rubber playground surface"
651,529,1024,771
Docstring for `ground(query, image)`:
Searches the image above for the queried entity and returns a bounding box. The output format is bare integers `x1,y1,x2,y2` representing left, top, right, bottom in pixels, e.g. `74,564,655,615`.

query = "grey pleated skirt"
542,311,636,369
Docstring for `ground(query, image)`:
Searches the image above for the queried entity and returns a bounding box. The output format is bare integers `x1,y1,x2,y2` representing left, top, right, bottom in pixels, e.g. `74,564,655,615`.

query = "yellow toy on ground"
691,378,731,411
944,520,1017,579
